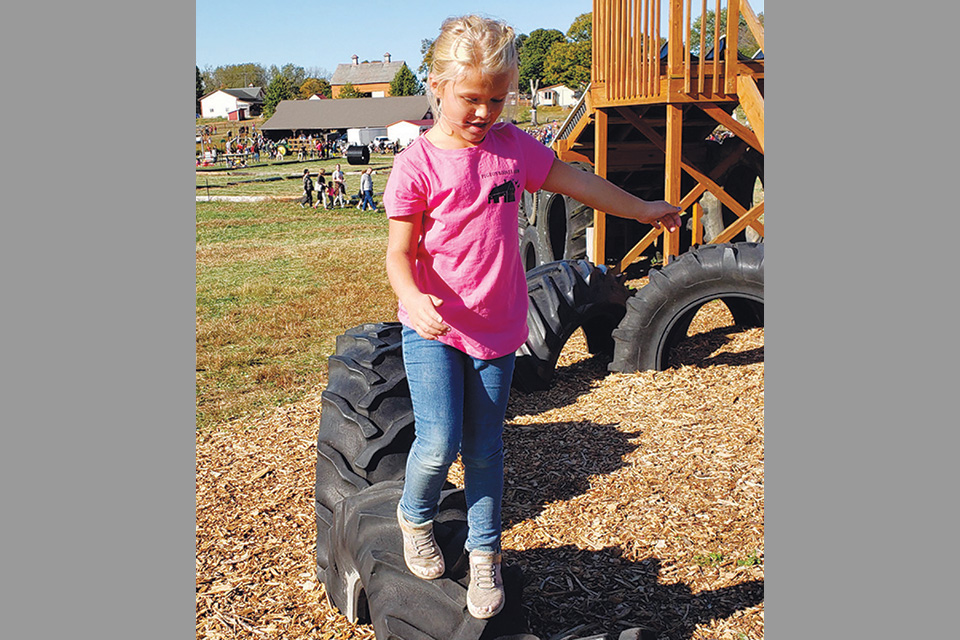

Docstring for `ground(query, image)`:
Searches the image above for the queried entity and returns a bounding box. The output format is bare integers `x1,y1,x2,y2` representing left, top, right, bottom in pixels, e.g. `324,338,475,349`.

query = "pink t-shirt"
384,122,556,359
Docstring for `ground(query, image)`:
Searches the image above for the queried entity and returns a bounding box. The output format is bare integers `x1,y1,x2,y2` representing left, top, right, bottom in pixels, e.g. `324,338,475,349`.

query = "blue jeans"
360,189,376,210
398,326,515,553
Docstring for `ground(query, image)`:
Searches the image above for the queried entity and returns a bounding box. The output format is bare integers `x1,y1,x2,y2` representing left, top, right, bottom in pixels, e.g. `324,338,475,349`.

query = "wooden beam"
618,226,663,273
726,0,740,94
615,106,763,234
736,75,764,152
692,202,704,245
712,201,764,243
593,107,608,267
740,0,764,53
664,104,683,263
698,103,763,153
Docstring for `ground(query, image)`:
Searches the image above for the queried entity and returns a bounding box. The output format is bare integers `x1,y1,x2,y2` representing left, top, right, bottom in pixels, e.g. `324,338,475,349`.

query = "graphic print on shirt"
487,178,521,204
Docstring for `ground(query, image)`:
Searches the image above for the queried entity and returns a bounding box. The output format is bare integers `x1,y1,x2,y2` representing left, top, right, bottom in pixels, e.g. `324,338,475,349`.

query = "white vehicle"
373,136,391,147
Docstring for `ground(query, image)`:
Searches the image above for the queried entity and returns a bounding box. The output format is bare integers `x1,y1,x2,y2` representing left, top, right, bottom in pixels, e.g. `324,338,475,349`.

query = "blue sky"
196,0,763,78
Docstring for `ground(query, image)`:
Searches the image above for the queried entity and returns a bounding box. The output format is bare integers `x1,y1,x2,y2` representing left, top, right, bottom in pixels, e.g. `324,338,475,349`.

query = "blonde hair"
427,15,520,121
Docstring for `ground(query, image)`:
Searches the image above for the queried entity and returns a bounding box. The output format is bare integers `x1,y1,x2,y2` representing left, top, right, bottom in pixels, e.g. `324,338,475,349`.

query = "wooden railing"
592,0,763,104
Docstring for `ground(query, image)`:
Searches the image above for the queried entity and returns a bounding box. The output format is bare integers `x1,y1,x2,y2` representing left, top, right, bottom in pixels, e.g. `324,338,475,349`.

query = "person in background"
300,168,314,208
313,169,328,209
358,168,377,211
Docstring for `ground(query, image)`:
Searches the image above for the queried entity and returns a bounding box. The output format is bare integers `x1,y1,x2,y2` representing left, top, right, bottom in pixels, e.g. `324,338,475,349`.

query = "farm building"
199,86,264,119
386,119,433,146
536,84,578,107
330,53,408,98
259,95,432,141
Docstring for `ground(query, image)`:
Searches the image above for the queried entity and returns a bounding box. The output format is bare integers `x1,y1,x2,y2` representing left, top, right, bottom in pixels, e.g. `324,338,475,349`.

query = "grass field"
195,198,398,431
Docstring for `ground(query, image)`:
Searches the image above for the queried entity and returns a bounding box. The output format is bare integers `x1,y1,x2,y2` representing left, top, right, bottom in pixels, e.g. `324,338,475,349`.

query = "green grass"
196,199,398,433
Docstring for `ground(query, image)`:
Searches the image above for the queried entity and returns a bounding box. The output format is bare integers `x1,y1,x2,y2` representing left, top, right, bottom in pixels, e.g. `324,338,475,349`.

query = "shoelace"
472,561,498,589
411,530,438,557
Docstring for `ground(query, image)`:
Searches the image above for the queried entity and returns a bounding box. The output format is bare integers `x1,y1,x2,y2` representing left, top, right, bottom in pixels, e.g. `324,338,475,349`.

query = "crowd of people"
526,120,561,146
299,164,379,212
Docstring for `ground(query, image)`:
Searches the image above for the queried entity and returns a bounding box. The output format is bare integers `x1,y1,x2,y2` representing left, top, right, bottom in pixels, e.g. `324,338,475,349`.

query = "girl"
314,168,328,209
383,15,681,619
328,179,345,208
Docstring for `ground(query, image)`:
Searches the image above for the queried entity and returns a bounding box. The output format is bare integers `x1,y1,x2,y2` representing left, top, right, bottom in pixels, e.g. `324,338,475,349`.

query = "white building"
536,84,577,108
386,119,433,146
199,86,264,119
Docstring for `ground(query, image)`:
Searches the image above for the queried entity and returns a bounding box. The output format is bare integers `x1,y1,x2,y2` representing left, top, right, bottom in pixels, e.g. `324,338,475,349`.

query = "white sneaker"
397,504,445,580
467,550,504,618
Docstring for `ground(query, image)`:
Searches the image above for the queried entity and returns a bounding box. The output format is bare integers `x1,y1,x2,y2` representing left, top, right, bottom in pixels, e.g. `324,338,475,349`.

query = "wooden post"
663,103,682,263
725,0,740,94
593,107,608,267
692,202,703,245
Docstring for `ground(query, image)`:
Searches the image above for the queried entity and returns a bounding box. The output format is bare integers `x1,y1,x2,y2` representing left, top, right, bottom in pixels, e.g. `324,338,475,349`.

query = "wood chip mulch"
197,299,764,640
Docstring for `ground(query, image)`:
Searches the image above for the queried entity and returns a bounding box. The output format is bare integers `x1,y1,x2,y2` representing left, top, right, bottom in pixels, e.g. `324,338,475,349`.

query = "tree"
518,28,565,90
337,82,361,99
390,64,424,96
418,38,435,80
300,77,331,99
543,40,591,91
262,75,295,119
201,63,267,90
566,12,592,43
690,9,763,57
196,66,204,113
267,63,307,88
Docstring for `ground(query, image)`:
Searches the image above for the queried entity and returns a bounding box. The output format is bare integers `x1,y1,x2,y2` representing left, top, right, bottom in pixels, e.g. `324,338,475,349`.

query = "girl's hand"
638,200,683,233
405,293,450,340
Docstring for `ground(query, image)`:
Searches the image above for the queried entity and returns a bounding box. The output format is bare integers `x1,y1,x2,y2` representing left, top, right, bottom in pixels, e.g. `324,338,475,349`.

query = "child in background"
328,180,345,208
383,14,681,619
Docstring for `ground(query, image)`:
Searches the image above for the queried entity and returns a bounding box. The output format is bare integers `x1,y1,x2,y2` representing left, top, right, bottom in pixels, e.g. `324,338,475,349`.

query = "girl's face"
432,69,512,147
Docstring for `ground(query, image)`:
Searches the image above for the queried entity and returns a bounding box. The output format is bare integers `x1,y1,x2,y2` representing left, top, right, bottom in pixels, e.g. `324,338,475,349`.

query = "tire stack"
315,265,655,639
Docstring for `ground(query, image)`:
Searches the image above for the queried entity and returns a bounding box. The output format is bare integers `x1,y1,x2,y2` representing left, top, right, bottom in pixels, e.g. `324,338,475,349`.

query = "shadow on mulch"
502,420,635,529
507,352,614,418
668,327,765,369
511,547,764,640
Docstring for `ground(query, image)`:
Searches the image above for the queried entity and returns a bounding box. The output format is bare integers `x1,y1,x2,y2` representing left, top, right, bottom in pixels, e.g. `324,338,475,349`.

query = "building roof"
200,86,264,103
331,60,407,86
260,95,433,132
387,118,435,128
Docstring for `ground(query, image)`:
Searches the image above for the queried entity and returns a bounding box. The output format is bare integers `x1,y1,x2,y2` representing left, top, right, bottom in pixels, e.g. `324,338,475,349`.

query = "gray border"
5,3,196,638
775,2,954,639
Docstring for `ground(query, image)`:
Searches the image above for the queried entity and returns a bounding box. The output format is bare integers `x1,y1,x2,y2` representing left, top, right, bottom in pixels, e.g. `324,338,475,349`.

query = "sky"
196,0,763,79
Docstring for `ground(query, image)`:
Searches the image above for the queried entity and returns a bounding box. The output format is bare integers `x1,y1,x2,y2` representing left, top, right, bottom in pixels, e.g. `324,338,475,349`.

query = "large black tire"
535,162,594,263
324,482,526,639
513,260,630,393
315,322,415,582
609,243,764,373
519,223,548,273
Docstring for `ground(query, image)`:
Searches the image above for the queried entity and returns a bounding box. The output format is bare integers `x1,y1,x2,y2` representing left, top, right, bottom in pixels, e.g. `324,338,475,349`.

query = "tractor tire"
519,223,548,273
609,242,764,373
513,260,630,393
315,322,416,582
324,481,526,639
536,162,594,263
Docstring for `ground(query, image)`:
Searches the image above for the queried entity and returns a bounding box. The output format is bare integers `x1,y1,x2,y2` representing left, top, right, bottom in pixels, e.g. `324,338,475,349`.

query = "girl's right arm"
385,216,450,340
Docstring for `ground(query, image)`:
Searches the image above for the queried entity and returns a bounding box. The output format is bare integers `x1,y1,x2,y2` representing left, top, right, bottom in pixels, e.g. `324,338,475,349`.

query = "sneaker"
467,550,504,618
397,504,445,580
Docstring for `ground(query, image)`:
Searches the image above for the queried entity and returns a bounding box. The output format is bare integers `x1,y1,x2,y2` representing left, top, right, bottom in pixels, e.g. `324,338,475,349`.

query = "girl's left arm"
540,158,682,231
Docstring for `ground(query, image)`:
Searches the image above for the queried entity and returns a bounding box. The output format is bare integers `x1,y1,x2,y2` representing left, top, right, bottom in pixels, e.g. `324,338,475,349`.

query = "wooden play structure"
539,0,764,273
